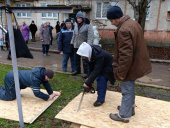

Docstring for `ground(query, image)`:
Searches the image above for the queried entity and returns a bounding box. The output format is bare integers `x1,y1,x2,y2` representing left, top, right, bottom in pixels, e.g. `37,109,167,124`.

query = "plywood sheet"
0,88,60,123
70,123,92,128
55,91,170,128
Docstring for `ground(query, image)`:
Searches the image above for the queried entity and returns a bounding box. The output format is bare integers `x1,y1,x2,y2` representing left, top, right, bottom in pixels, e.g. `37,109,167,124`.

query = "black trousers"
31,32,36,42
74,48,89,74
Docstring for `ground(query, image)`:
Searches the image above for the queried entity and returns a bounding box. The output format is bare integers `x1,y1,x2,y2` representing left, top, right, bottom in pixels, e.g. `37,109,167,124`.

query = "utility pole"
5,0,24,127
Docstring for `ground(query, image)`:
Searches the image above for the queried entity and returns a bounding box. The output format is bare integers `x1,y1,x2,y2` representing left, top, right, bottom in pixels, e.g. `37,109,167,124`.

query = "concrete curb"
29,47,60,54
150,59,170,63
135,82,170,90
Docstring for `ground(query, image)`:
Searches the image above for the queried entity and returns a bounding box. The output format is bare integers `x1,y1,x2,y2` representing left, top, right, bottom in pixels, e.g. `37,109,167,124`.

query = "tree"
127,0,152,32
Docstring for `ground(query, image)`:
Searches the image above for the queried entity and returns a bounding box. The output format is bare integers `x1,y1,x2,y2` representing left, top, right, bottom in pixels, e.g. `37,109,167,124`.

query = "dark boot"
72,71,81,76
93,101,104,107
117,106,135,116
82,74,88,79
109,113,129,123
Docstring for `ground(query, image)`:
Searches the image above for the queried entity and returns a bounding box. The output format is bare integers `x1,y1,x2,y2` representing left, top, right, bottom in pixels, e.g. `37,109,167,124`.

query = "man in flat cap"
0,67,59,101
107,6,152,123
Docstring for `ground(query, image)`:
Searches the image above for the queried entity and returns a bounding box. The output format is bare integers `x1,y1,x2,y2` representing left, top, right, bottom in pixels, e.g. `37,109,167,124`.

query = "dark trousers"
31,32,36,42
42,44,50,54
74,48,89,74
50,37,53,45
96,75,108,102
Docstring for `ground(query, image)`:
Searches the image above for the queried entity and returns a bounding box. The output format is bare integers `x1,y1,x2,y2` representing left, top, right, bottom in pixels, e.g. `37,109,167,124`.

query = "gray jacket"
39,24,51,45
71,18,94,48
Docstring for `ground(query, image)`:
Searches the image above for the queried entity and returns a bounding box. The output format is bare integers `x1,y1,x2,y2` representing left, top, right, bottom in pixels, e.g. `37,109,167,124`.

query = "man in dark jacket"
29,20,37,42
0,67,60,101
77,42,115,106
71,11,94,79
47,22,53,45
58,19,75,72
107,6,152,123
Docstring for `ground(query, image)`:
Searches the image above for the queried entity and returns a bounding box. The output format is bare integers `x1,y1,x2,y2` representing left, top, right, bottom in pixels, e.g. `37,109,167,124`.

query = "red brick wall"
99,29,170,41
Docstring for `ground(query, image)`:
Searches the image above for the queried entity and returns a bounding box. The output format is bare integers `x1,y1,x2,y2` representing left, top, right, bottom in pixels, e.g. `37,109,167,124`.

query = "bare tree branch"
127,0,136,8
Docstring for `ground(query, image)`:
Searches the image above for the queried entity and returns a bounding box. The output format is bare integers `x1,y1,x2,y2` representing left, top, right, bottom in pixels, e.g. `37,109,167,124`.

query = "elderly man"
0,67,59,101
107,6,152,123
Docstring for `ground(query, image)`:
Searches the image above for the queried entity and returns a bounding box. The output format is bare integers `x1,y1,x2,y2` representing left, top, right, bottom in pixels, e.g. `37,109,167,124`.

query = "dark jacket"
39,24,51,45
29,23,37,34
113,15,152,81
55,24,61,33
5,67,53,100
58,26,74,54
85,45,115,86
47,25,53,37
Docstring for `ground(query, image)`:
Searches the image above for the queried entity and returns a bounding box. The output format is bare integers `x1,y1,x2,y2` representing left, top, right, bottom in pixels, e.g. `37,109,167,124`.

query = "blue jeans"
0,75,16,101
96,76,108,102
119,81,135,118
62,53,75,72
42,44,50,54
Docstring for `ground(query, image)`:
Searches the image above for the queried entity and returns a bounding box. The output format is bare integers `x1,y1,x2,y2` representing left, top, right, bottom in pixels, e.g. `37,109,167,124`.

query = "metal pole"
6,0,24,127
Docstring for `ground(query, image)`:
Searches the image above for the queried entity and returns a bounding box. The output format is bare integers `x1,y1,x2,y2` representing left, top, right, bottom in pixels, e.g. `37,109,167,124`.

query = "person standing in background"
71,11,94,79
55,21,60,33
29,20,37,42
47,22,53,45
39,21,51,56
21,21,29,44
60,21,65,29
58,19,75,73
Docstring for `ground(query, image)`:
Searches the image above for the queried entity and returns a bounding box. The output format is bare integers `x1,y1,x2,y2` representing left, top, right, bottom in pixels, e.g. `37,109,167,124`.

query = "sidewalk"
0,40,170,89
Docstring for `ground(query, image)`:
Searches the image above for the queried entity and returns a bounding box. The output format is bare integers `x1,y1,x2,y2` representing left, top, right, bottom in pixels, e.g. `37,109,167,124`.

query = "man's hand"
41,39,44,42
119,77,124,80
48,91,62,100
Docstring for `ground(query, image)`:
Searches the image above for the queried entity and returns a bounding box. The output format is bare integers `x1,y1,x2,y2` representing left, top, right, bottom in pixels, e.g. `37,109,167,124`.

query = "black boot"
117,106,135,116
72,71,81,76
93,101,104,107
82,74,88,79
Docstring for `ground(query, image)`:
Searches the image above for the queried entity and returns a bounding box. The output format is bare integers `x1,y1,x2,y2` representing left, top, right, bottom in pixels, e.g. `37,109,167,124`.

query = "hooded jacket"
71,11,94,48
5,67,53,100
77,43,115,86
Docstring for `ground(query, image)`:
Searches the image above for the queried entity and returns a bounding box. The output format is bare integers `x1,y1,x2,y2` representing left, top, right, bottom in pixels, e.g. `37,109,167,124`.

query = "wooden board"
55,91,170,128
0,88,60,123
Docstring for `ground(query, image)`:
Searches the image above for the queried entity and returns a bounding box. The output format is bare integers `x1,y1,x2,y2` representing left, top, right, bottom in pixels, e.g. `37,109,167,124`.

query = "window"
16,3,31,17
132,2,151,21
0,3,2,17
96,2,119,19
167,1,170,20
41,3,58,18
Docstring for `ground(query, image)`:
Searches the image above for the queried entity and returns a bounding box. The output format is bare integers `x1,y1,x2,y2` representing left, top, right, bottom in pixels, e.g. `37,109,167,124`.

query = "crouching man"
0,67,60,101
77,42,115,107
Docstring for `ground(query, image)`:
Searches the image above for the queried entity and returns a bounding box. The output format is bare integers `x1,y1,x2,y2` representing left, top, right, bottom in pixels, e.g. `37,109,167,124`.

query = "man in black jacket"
29,20,37,42
77,42,115,106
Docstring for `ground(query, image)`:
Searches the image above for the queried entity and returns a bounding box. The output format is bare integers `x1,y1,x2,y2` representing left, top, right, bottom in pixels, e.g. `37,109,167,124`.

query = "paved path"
0,40,169,89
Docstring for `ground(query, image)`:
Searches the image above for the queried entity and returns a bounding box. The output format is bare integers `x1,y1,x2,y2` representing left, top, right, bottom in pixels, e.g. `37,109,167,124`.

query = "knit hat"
32,20,34,23
76,11,85,19
65,19,71,23
107,6,123,20
45,69,54,79
42,21,47,25
77,42,92,60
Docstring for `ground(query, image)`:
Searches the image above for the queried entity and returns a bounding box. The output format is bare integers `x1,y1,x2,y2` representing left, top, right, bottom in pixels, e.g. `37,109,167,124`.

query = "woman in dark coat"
55,21,60,33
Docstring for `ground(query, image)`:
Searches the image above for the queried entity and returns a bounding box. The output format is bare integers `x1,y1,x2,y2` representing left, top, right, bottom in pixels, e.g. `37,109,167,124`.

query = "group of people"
0,6,152,124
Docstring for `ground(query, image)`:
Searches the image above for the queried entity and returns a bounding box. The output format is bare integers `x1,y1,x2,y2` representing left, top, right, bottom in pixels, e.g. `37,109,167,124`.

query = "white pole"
5,0,24,127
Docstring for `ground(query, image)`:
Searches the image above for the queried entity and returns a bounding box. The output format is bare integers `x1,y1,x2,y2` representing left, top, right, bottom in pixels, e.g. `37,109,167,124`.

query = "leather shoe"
93,101,104,107
72,71,80,76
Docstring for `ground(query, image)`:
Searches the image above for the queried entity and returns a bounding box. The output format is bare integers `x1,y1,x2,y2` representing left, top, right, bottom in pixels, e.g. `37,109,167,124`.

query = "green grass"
0,64,170,128
0,64,84,128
